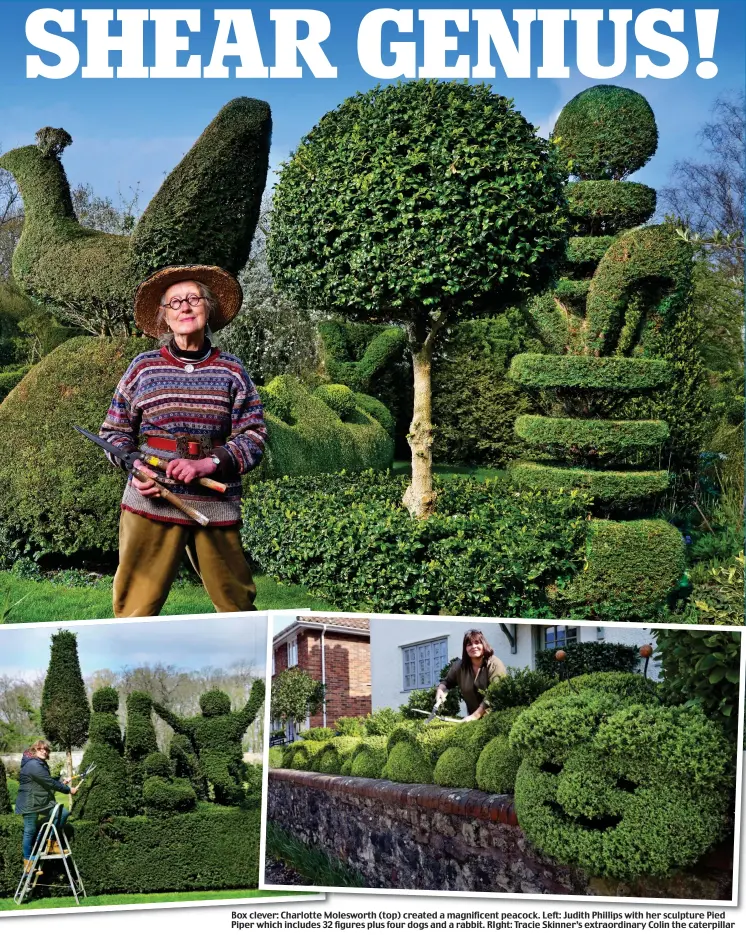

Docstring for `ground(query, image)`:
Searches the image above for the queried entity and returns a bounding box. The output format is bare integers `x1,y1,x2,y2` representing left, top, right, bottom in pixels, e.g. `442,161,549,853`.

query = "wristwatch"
210,454,221,469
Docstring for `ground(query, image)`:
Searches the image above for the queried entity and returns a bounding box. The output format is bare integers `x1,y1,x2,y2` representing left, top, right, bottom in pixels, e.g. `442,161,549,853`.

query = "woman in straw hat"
100,265,266,617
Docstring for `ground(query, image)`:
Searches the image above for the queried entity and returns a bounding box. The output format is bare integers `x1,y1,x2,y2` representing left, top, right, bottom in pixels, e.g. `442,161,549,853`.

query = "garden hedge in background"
0,806,260,896
242,470,590,616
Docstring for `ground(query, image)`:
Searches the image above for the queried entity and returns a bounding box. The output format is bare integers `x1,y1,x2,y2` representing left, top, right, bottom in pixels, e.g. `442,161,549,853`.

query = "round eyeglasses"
161,294,204,311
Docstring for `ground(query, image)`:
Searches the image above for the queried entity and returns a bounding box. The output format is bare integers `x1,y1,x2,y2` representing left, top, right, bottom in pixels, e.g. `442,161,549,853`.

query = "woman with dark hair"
15,740,78,871
434,629,506,721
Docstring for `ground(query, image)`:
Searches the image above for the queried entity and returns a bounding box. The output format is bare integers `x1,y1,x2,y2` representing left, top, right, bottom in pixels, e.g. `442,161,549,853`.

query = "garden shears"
412,708,462,724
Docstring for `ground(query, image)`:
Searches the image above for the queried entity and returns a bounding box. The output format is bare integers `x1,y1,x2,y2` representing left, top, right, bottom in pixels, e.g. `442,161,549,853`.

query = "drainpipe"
321,625,327,728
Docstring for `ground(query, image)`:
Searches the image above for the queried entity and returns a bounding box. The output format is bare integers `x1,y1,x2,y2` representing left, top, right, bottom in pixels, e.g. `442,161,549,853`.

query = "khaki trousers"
113,510,257,618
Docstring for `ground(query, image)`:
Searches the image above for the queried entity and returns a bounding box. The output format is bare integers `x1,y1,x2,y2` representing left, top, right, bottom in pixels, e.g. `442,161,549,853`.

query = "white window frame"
542,625,578,650
287,637,298,667
401,637,449,692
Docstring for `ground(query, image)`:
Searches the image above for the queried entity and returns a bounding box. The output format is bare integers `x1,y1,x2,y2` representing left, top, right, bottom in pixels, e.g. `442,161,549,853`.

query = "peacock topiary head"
92,686,119,714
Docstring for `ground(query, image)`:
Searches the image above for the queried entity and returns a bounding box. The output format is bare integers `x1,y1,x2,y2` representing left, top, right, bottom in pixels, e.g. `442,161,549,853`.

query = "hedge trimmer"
412,708,462,724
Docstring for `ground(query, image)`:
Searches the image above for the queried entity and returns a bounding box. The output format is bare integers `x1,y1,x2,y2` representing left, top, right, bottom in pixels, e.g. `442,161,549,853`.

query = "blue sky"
0,615,268,680
0,1,743,207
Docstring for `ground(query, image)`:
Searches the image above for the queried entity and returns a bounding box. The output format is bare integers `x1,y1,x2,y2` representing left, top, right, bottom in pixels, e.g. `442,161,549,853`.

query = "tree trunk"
403,341,436,519
66,747,74,809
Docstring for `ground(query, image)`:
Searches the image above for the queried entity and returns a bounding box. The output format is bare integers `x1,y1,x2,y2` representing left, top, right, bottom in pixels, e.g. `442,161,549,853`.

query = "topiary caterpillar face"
511,691,733,881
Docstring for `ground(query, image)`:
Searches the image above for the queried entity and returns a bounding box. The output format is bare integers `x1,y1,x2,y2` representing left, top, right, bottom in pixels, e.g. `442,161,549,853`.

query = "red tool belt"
146,436,214,458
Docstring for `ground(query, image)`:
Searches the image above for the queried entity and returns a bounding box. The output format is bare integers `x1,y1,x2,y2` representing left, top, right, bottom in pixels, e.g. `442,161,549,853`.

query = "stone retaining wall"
267,770,733,899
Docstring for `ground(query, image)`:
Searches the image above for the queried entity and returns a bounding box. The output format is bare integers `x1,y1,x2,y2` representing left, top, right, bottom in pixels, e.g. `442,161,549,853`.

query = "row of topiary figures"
278,671,733,884
73,680,264,821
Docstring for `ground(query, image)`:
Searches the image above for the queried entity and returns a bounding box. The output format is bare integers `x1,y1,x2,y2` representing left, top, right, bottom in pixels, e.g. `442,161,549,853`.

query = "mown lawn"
392,460,506,482
0,889,301,911
0,572,336,624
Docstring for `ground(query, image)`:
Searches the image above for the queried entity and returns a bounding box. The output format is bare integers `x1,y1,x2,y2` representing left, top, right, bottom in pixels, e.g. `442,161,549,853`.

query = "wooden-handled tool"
73,425,211,527
139,454,227,493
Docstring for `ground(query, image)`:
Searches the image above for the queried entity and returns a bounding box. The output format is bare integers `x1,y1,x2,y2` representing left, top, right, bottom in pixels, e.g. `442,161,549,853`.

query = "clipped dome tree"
268,80,567,518
40,629,91,784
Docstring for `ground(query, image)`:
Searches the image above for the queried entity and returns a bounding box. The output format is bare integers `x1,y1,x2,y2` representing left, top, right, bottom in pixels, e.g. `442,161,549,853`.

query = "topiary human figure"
141,752,197,816
152,680,265,805
169,732,205,799
509,86,688,619
510,690,733,880
73,686,129,821
0,99,271,335
41,629,90,784
269,80,567,518
0,759,10,814
124,691,159,811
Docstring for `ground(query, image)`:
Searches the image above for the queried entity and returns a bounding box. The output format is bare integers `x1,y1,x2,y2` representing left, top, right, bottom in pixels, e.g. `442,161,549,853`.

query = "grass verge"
0,572,336,623
0,889,300,911
266,821,364,888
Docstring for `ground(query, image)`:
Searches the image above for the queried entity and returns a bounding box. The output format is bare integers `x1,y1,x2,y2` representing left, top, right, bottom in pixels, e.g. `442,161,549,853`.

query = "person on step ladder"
15,740,79,873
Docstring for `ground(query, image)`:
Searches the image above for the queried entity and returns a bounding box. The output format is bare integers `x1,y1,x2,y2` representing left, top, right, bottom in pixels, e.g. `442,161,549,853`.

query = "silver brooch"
184,363,195,373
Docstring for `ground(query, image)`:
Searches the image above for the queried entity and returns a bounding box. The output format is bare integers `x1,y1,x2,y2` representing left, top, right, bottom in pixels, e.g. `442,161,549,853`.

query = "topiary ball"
433,747,478,789
475,735,522,794
92,686,119,714
144,751,172,778
384,740,433,785
143,776,197,814
199,689,232,717
313,384,356,420
553,85,658,181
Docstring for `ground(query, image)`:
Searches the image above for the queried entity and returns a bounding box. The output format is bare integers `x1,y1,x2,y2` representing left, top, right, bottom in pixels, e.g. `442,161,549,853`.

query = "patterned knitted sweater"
100,342,266,525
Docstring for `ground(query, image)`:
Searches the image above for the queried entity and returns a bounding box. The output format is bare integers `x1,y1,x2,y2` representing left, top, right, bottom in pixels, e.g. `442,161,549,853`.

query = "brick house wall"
272,619,372,730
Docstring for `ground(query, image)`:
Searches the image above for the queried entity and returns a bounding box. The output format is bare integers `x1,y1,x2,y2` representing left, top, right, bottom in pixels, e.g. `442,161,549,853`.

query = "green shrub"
483,668,557,712
334,716,366,737
313,737,362,774
242,471,590,616
555,519,686,620
0,805,260,896
257,375,394,480
143,752,172,779
553,86,658,181
318,321,407,395
434,747,478,789
515,416,669,460
299,727,336,742
354,393,396,436
652,627,741,741
313,384,357,419
687,553,745,628
513,697,733,880
124,691,158,810
268,748,284,768
509,353,671,391
431,314,537,468
510,461,670,507
565,181,656,234
143,776,197,815
538,672,658,705
564,236,617,273
350,737,388,779
169,733,203,798
535,642,640,679
281,742,304,769
0,366,31,403
475,736,522,794
0,761,10,814
286,740,326,771
384,740,433,785
363,707,403,737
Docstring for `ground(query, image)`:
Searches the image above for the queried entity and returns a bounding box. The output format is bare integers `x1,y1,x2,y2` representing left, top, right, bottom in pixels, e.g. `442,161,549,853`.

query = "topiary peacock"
0,98,272,335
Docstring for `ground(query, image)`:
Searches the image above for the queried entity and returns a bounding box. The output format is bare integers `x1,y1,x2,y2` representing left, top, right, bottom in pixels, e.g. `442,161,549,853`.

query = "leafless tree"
659,90,745,279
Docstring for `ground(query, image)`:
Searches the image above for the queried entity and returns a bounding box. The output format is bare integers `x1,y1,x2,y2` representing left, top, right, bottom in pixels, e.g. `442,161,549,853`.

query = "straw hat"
134,265,243,338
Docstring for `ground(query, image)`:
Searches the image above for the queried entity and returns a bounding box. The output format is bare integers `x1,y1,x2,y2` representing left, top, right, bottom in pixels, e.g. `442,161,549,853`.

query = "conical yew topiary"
41,629,90,784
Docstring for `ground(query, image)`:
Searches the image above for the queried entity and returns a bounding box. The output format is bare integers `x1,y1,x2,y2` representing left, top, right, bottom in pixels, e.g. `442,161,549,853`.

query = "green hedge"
0,336,152,560
535,642,639,679
511,693,732,880
553,86,658,182
509,353,672,391
556,519,686,620
433,747,478,789
564,236,617,273
0,805,260,897
483,669,558,712
242,471,590,616
0,762,9,815
0,366,31,403
515,416,669,460
510,461,670,506
538,672,658,705
565,181,656,235
553,278,590,313
257,375,394,480
475,736,522,795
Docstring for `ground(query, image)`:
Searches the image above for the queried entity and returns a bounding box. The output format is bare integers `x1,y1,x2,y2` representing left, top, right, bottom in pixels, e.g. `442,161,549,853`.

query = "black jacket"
14,754,71,816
